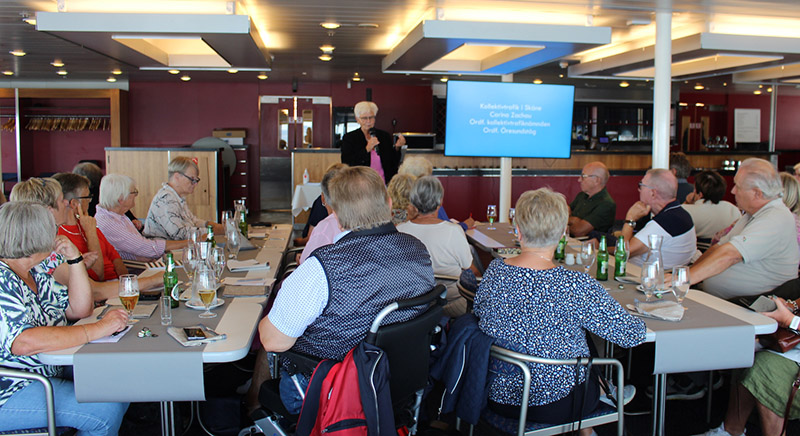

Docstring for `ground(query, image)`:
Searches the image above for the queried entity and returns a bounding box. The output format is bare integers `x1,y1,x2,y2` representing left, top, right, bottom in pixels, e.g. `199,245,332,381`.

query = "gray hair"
669,152,692,179
645,168,678,200
515,188,569,248
321,163,349,200
10,178,62,209
99,174,135,210
739,158,782,200
73,162,103,188
780,172,800,214
409,176,444,215
354,101,378,119
52,172,90,201
168,156,199,179
328,166,391,230
0,202,57,259
398,156,433,178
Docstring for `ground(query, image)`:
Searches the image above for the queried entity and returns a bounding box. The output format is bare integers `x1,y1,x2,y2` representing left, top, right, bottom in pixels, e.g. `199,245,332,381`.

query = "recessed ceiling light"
111,69,122,75
320,22,340,29
9,50,26,57
767,87,773,92
694,84,704,90
679,102,688,106
758,84,763,89
56,70,68,75
319,45,335,54
51,60,64,67
352,72,362,82
168,69,180,75
106,77,117,83
228,69,238,74
318,54,332,61
2,71,13,76
723,82,728,86
440,77,448,82
559,74,564,78
533,79,543,84
753,90,762,95
181,75,191,81
620,81,630,88
257,72,268,80
695,103,705,107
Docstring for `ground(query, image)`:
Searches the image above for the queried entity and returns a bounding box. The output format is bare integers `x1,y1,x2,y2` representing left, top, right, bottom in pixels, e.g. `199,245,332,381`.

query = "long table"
465,223,777,436
40,224,292,436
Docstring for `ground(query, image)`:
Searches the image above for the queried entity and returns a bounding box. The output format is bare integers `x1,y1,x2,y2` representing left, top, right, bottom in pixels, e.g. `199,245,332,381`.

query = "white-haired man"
621,168,696,268
689,158,799,299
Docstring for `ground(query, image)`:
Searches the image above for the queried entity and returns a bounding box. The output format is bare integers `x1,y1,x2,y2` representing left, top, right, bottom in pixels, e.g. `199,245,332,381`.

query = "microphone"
368,128,376,137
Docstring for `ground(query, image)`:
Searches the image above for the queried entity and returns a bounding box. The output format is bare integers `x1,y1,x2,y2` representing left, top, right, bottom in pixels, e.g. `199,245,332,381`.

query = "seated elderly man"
682,170,741,243
53,172,127,281
687,158,799,300
144,156,224,240
621,168,696,268
258,166,435,414
96,174,187,261
568,161,616,237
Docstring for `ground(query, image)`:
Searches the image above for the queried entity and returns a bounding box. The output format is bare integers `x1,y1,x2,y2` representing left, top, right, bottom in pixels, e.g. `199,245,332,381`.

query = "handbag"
758,327,800,353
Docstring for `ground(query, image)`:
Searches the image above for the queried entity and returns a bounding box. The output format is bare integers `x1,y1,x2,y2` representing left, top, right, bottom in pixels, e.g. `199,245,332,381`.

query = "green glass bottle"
238,209,248,238
163,253,179,308
614,237,627,279
554,235,567,262
596,235,609,281
206,224,216,248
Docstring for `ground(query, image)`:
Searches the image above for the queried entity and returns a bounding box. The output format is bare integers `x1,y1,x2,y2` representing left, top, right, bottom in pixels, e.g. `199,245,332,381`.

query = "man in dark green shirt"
568,161,616,236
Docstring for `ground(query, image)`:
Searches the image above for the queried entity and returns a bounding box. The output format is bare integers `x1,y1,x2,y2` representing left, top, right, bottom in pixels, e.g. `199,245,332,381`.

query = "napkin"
227,259,270,272
222,277,271,287
167,324,227,347
249,228,269,239
632,300,685,322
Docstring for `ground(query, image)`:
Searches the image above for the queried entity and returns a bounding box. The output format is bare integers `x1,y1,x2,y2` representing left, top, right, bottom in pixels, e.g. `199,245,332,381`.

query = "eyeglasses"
579,174,598,179
638,182,655,190
179,172,201,185
129,190,139,196
359,115,376,121
75,195,93,200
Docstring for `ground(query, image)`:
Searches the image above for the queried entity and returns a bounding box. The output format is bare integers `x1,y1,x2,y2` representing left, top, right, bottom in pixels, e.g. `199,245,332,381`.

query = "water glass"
580,242,596,275
159,296,172,326
221,210,233,223
641,261,659,301
211,247,226,280
226,227,241,260
182,244,198,282
672,266,690,304
188,227,203,245
118,274,139,324
196,241,212,265
486,205,497,230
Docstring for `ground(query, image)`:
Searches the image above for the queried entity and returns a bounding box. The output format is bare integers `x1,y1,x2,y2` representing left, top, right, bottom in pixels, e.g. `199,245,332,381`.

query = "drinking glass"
226,227,241,260
221,210,233,224
188,227,203,246
118,274,139,324
672,266,690,304
182,244,198,282
486,205,498,230
196,241,212,266
641,261,659,301
194,265,218,319
211,247,226,280
580,242,596,275
508,208,516,234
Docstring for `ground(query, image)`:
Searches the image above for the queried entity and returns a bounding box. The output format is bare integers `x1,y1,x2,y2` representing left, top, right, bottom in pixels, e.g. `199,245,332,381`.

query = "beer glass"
580,242,596,275
194,264,218,319
182,244,198,282
508,208,516,234
486,205,497,230
118,274,139,324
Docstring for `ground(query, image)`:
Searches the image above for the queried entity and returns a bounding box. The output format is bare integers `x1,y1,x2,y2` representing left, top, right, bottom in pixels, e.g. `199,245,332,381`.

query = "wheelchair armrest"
280,350,323,377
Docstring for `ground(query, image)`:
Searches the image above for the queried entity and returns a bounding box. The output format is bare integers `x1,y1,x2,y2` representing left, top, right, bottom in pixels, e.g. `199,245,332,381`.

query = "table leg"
161,401,176,436
652,374,667,436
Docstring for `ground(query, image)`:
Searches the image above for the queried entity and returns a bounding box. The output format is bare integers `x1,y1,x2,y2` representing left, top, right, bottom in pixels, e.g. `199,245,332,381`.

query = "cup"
565,253,575,265
160,296,172,326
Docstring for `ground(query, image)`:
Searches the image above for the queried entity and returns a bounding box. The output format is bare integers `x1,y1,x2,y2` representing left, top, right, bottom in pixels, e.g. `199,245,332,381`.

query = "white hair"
740,158,782,200
99,174,135,209
354,101,378,119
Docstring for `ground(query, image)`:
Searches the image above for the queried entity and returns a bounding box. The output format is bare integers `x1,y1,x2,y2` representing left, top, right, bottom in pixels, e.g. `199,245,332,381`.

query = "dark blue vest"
292,223,434,361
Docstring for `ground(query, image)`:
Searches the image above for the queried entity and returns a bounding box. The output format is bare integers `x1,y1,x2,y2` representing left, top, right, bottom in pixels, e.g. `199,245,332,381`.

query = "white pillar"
652,9,672,169
499,74,513,222
14,89,21,183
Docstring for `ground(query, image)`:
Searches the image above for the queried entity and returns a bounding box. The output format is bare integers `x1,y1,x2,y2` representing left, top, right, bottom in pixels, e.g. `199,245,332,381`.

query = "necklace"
59,224,85,239
520,250,553,263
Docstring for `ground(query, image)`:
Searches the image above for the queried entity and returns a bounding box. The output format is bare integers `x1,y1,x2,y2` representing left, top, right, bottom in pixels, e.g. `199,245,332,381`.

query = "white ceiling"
0,0,799,95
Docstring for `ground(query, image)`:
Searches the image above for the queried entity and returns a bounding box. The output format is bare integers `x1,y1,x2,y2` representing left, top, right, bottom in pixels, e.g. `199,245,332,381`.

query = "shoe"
646,377,706,401
693,423,744,436
599,384,636,407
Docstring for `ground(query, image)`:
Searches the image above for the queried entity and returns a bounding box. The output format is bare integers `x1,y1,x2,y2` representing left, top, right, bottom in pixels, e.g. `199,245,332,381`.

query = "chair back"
486,345,625,436
0,368,57,436
365,284,446,405
456,281,475,313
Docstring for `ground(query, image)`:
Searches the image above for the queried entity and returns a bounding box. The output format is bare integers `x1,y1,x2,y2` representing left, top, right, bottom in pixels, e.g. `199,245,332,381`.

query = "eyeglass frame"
579,174,599,180
638,181,656,190
179,172,201,185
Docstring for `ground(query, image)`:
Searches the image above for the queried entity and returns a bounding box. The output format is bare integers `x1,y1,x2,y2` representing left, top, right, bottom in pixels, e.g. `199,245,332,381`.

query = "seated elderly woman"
475,188,646,432
144,156,223,240
0,202,129,434
96,174,187,261
397,176,474,317
779,172,800,257
387,173,416,225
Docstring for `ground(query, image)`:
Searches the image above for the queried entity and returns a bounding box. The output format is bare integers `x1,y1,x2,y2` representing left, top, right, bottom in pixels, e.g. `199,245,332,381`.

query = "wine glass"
194,264,218,319
580,242,596,275
508,208,516,234
226,226,241,260
672,266,690,304
486,205,498,230
118,274,139,324
221,210,233,223
188,227,203,246
182,244,198,283
211,247,226,280
641,260,659,301
196,241,212,266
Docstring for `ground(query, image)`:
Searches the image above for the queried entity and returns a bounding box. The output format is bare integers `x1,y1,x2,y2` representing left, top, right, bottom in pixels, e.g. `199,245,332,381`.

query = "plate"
635,285,672,295
185,298,225,310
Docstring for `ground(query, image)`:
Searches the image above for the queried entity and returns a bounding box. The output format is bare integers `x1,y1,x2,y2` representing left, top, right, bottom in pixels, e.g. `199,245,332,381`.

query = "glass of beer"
486,205,497,230
118,274,139,324
194,265,218,319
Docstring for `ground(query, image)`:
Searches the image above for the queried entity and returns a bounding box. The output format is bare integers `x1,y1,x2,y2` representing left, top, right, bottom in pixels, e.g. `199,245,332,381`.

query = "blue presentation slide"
445,81,574,158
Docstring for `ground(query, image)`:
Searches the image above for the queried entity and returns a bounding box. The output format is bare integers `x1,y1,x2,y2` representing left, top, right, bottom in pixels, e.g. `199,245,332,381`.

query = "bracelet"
81,325,90,344
66,255,83,265
787,299,799,314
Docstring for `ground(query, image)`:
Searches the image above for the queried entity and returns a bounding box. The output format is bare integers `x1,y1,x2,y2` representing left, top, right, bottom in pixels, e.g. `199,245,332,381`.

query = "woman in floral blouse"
0,202,129,434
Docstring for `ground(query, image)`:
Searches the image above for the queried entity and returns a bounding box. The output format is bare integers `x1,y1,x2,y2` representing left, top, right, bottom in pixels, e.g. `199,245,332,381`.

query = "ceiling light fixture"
257,72,268,80
440,77,448,82
228,69,239,73
767,87,773,92
168,69,180,75
9,50,26,57
559,74,564,78
106,76,117,82
56,70,68,75
51,60,65,67
319,45,335,54
695,103,705,107
320,22,340,29
619,81,630,88
2,71,13,76
753,90,762,95
111,69,122,75
694,84,704,90
181,75,191,81
318,54,332,61
533,78,543,84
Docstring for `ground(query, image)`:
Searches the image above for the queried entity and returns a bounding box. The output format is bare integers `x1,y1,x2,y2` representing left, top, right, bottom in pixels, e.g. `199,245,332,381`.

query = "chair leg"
409,390,423,435
706,370,714,424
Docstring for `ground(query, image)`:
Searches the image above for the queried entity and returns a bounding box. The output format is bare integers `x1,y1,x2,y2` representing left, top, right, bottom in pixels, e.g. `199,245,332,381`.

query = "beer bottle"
554,235,567,262
163,253,179,308
596,236,609,281
238,209,248,238
206,224,216,248
614,237,627,278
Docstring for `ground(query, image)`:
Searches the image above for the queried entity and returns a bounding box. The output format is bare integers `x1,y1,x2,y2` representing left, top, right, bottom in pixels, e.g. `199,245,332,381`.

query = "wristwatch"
625,220,637,227
66,255,84,265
